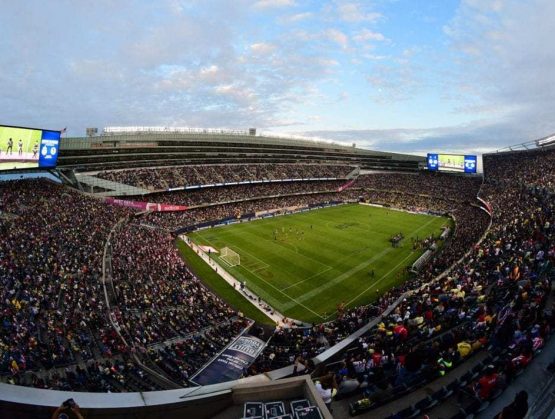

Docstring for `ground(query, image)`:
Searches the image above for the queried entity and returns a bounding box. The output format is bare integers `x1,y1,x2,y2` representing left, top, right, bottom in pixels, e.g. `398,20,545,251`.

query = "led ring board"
0,124,61,171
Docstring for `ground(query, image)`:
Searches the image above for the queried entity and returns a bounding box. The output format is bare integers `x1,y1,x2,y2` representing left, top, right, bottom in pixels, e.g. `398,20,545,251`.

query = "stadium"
1,125,554,419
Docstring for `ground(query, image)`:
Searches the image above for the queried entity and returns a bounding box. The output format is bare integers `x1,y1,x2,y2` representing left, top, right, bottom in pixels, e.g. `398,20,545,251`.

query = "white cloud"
214,84,256,105
199,65,220,80
353,29,386,43
4,0,553,155
325,29,349,49
443,0,555,138
463,0,504,13
336,2,382,22
253,0,295,9
301,0,555,153
300,122,512,155
280,12,313,23
250,42,276,55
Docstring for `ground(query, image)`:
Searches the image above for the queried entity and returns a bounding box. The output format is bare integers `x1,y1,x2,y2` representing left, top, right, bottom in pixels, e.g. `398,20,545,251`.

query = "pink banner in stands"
337,179,356,192
104,197,188,212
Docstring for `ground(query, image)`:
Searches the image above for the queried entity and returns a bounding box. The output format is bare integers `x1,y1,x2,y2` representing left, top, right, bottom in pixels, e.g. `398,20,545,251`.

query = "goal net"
220,247,240,267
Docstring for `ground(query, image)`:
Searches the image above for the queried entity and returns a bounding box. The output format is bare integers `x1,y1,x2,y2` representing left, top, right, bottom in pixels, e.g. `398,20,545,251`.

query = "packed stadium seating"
0,183,246,391
321,148,554,416
142,180,345,207
356,171,482,202
1,145,554,417
95,163,353,190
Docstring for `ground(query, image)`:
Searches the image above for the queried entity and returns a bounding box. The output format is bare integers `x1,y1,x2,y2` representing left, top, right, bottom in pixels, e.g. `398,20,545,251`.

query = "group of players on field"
0,138,39,158
273,225,313,241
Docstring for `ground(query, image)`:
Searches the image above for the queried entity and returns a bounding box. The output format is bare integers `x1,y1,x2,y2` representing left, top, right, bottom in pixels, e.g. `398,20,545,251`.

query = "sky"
1,0,554,155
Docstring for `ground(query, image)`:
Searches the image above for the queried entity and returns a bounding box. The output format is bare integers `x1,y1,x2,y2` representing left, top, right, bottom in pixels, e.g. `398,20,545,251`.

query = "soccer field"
188,204,450,323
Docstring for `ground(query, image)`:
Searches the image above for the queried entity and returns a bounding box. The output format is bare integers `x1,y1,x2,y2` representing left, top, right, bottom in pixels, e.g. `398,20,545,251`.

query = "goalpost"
220,247,240,267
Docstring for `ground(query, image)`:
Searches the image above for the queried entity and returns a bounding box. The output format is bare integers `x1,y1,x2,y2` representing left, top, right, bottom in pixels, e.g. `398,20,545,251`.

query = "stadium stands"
95,163,353,191
0,143,553,419
0,182,246,391
0,167,492,394
328,147,555,417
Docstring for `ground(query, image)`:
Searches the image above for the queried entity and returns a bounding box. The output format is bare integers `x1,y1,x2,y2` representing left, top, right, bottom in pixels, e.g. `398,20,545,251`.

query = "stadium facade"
57,127,424,171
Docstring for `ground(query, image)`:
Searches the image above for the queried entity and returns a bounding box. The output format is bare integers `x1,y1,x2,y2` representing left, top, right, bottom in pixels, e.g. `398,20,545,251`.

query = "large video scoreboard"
0,124,61,171
427,153,477,173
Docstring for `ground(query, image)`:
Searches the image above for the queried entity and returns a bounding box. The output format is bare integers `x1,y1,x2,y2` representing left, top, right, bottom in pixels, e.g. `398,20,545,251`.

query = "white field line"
240,264,326,320
279,241,380,292
342,250,416,310
218,256,234,268
280,266,334,291
281,216,440,312
182,239,285,325
241,227,333,270
198,232,270,271
250,265,269,273
195,230,325,320
280,247,394,310
410,216,442,237
232,244,271,270
326,216,443,318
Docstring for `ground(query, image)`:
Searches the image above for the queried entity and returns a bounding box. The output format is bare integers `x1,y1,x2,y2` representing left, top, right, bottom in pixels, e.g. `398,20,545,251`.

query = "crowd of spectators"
2,147,553,398
356,171,482,202
0,180,132,390
248,173,490,375
484,148,555,191
143,191,354,230
0,181,247,391
142,180,344,207
95,163,352,190
284,149,554,413
109,223,249,386
110,223,242,347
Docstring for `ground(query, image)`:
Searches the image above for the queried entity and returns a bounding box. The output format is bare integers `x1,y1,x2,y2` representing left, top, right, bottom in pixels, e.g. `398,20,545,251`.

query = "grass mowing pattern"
188,204,449,323
175,239,275,325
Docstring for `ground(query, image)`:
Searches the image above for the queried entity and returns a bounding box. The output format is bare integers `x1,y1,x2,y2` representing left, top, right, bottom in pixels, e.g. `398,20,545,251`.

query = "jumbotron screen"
0,125,61,171
427,153,477,173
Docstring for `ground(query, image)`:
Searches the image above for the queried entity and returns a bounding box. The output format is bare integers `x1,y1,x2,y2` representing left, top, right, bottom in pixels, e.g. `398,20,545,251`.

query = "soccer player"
32,142,38,158
6,137,13,155
18,139,23,156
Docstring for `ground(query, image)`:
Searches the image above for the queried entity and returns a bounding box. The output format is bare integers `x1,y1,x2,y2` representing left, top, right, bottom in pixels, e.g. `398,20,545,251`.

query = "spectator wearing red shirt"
393,321,408,340
477,366,499,400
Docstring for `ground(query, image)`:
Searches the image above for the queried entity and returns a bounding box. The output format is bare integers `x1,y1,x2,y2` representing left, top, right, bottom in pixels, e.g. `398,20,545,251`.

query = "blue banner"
427,153,439,171
38,130,61,168
464,155,477,173
190,335,265,385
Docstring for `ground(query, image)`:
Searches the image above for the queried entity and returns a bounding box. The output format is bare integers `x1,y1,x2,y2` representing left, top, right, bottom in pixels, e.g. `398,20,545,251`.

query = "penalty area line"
241,265,326,321
343,251,416,310
280,266,333,291
197,233,323,320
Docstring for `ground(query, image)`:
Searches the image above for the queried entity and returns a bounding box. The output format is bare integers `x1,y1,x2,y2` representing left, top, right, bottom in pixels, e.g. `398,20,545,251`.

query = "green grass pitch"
187,204,450,323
